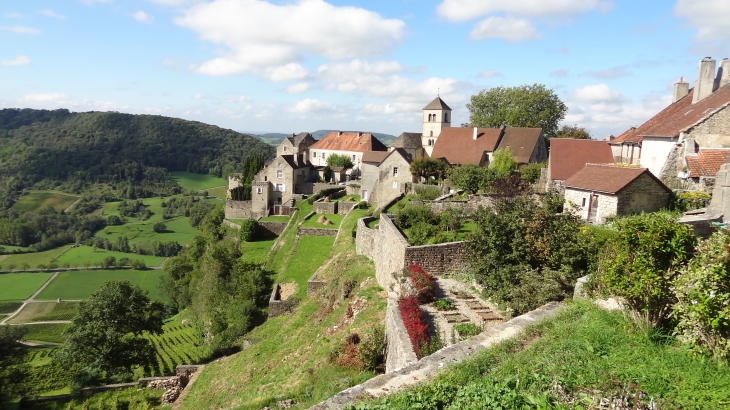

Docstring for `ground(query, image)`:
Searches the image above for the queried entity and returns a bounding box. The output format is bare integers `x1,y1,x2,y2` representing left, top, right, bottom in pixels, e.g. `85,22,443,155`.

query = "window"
276,170,283,179
278,162,282,168
275,184,286,192
582,198,586,207
256,187,263,194
393,167,398,177
444,113,448,122
322,153,326,160
392,181,398,189
352,154,356,161
312,152,317,158
283,146,288,151
430,131,433,137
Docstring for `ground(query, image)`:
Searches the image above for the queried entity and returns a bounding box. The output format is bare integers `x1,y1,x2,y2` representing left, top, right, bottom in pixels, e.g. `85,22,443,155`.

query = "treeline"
0,207,106,250
89,236,182,258
0,108,275,208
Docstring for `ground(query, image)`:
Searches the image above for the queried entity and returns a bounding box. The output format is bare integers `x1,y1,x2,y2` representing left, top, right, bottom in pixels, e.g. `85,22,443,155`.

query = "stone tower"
422,96,452,157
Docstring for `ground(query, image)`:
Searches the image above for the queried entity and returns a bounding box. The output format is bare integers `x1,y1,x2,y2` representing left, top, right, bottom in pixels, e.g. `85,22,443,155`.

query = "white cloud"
132,11,154,23
24,93,67,103
175,0,405,77
0,26,42,35
289,99,338,114
570,84,627,104
675,0,730,45
40,9,66,19
3,12,22,18
286,82,310,94
193,93,204,99
264,63,308,82
565,93,671,138
1,55,31,66
476,69,504,78
470,17,540,42
437,0,611,22
150,0,202,6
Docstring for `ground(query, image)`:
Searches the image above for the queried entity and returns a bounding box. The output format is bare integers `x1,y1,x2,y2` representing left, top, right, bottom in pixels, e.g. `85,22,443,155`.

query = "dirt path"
0,272,59,325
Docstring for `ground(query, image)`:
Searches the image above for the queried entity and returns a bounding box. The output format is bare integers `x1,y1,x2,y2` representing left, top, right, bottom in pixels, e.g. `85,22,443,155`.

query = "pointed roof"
389,132,423,149
286,132,313,147
423,96,452,111
497,128,544,164
563,164,671,194
431,127,502,165
548,139,615,181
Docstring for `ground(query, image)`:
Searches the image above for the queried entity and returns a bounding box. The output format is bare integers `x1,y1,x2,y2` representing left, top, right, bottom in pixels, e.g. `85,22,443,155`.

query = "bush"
408,264,436,303
356,201,369,210
152,222,167,233
100,256,116,268
433,299,455,310
129,259,146,270
398,295,430,358
357,326,385,372
519,162,547,183
238,218,257,242
397,204,437,229
592,212,697,327
414,185,441,201
409,222,436,246
673,229,730,359
454,323,481,339
674,191,711,212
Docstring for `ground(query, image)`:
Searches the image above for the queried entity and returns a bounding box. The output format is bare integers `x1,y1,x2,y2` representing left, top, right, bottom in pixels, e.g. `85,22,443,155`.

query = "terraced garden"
301,213,344,229
143,320,209,377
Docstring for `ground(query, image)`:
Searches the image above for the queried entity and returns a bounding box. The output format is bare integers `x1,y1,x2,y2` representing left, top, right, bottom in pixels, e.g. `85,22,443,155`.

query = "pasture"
279,236,335,298
11,191,79,213
54,246,165,267
35,269,165,301
0,272,53,300
170,171,226,191
95,216,199,246
206,186,228,200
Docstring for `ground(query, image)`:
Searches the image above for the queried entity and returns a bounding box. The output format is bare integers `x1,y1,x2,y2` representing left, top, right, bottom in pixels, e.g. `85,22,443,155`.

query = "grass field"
279,236,335,298
0,272,53,300
240,238,277,265
0,245,33,252
11,191,79,213
20,323,69,344
95,216,200,246
301,213,344,229
35,270,165,301
55,246,165,267
207,186,228,200
0,246,73,268
7,302,56,324
171,171,227,191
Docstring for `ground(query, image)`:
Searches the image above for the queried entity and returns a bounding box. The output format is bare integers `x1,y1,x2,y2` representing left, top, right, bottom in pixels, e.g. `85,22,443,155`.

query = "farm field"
32,301,79,322
240,238,277,265
301,213,344,229
279,236,335,298
141,318,210,377
0,245,73,268
54,246,165,267
11,191,79,213
20,323,69,344
35,270,165,301
170,171,226,191
0,300,23,314
7,302,56,324
0,272,53,300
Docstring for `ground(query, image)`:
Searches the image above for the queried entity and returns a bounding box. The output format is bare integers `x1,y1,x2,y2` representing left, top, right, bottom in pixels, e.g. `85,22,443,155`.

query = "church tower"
422,96,452,157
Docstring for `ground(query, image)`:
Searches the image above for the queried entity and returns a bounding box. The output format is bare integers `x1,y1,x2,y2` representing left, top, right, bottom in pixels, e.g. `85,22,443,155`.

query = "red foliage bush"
408,264,436,303
398,295,430,358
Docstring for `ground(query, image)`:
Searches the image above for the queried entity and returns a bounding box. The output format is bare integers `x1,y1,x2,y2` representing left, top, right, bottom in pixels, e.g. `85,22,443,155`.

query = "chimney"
673,77,689,103
357,131,362,138
693,57,717,104
718,58,730,89
337,131,342,138
473,127,478,140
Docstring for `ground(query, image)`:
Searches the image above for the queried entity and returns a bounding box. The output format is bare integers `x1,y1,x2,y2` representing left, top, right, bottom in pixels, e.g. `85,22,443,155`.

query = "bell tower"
422,96,452,157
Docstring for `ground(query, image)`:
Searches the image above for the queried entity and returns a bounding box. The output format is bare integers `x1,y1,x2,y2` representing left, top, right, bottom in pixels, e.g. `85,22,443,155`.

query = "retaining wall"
385,297,418,372
258,221,288,236
268,284,287,317
404,241,468,275
337,201,358,215
225,200,253,219
314,200,338,214
355,217,376,260
297,228,338,236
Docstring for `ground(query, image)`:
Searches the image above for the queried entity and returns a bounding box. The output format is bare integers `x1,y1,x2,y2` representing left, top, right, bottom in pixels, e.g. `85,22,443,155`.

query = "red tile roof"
310,132,387,152
431,127,503,165
686,148,730,178
549,139,615,181
611,84,730,145
498,128,544,163
563,164,671,194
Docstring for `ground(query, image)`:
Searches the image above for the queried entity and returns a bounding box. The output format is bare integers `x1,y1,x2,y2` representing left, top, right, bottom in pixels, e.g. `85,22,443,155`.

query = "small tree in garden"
326,154,354,169
489,148,517,179
410,157,448,181
239,218,257,242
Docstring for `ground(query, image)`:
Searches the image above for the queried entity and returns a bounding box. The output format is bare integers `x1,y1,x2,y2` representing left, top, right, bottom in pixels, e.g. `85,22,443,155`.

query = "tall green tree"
489,148,517,179
0,326,32,402
56,281,164,388
326,154,354,169
467,84,567,139
410,157,448,181
448,164,494,194
555,124,591,139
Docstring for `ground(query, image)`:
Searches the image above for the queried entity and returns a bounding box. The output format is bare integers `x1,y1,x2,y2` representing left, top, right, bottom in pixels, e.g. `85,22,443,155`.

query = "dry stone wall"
404,241,468,275
297,227,338,236
385,298,418,372
314,200,338,214
258,221,288,236
268,284,286,317
225,200,253,219
337,201,358,215
355,218,376,260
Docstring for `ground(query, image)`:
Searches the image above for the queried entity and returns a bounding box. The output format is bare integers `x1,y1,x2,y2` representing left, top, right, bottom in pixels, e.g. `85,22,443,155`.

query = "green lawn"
301,213,344,229
207,186,228,200
0,272,53,300
54,246,165,267
279,236,335,298
0,245,73,268
35,270,165,301
259,215,291,223
11,191,79,213
240,238,278,265
0,245,34,252
171,171,227,191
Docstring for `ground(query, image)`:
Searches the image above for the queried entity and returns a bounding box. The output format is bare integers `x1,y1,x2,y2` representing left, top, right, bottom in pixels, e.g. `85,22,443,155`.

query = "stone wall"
616,173,671,216
258,221,288,236
370,214,409,294
404,241,468,276
688,105,730,144
385,297,419,372
224,200,253,219
268,284,286,318
337,201,358,215
314,200,338,214
297,227,338,236
355,217,376,260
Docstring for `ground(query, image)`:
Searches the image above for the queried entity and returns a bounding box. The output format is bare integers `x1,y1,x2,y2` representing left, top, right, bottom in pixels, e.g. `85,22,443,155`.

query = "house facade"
389,132,425,161
276,132,316,157
360,149,413,208
308,131,387,176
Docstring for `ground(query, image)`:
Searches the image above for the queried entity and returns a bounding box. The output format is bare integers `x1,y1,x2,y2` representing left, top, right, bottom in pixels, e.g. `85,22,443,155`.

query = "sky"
1,0,729,138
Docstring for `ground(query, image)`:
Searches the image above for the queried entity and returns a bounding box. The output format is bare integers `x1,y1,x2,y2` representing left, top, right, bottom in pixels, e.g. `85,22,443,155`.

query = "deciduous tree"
410,157,448,181
555,124,591,139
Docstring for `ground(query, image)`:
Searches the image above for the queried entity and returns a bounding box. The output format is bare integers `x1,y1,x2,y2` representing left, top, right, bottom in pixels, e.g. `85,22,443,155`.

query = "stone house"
684,146,730,192
545,138,614,193
388,132,425,161
308,131,387,177
360,149,414,207
608,57,730,188
430,125,546,166
563,164,672,224
360,151,391,203
276,132,316,157
250,154,318,215
498,127,548,165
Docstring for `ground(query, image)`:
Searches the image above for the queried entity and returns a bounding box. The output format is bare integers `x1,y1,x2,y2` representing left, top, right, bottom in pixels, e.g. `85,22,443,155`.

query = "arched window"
430,131,433,137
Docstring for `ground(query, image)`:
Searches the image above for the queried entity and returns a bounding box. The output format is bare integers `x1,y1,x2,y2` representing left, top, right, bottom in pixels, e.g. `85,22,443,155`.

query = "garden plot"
422,277,505,347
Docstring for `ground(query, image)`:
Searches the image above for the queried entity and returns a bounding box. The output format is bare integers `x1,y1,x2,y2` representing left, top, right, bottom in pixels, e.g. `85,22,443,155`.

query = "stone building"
388,132,425,161
563,164,672,224
545,138,614,193
308,131,387,176
360,149,414,208
422,97,452,157
276,132,316,157
684,146,730,192
360,151,391,203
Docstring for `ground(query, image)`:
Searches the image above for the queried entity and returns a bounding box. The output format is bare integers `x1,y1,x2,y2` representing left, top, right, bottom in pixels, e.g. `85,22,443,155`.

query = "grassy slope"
170,171,226,191
55,246,165,267
180,206,386,410
11,191,79,213
0,272,53,300
356,301,730,409
35,269,165,301
0,246,73,267
240,238,278,265
301,213,344,229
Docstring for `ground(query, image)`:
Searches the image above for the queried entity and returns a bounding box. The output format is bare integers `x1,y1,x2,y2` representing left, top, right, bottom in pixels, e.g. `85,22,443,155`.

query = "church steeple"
422,96,452,157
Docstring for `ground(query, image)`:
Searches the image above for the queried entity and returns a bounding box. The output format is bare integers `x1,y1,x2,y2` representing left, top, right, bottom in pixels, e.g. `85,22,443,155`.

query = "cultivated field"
35,270,165,301
143,319,209,377
7,302,56,324
170,171,226,191
54,246,165,267
0,245,73,268
11,191,79,213
0,272,53,300
21,323,69,344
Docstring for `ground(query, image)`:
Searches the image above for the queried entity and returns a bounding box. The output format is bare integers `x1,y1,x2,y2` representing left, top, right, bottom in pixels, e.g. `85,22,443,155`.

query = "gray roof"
389,132,422,149
286,132,313,147
423,96,451,111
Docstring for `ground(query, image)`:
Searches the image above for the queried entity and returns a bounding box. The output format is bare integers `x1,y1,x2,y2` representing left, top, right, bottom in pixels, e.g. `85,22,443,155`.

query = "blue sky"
1,0,728,138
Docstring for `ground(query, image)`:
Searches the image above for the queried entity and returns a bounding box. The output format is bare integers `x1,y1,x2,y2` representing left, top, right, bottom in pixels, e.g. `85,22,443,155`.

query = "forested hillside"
0,109,275,208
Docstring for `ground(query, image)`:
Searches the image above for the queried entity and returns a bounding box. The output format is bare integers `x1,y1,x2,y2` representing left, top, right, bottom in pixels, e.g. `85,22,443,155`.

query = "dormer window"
284,146,288,151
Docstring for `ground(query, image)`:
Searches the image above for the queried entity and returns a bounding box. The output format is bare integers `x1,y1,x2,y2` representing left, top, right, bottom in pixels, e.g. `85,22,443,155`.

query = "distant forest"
0,108,275,208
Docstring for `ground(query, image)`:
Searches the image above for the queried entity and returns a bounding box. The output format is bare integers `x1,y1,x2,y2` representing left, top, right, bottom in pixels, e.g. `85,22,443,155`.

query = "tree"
239,219,257,242
447,164,493,194
56,281,164,388
101,256,116,268
326,154,354,169
467,84,567,139
0,326,32,402
555,124,591,139
489,148,517,179
410,158,448,181
152,222,167,233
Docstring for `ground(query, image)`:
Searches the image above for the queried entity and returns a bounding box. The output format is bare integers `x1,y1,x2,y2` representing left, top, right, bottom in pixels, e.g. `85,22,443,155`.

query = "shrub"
398,295,430,358
152,222,167,233
489,147,517,179
118,257,130,267
414,185,441,201
592,212,697,327
519,162,547,183
323,165,333,183
673,229,730,359
129,259,146,270
101,256,116,268
238,218,257,242
326,153,354,169
409,222,436,246
356,201,369,210
675,191,711,212
357,326,385,372
454,323,481,339
397,204,437,229
433,299,455,310
408,264,436,303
